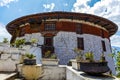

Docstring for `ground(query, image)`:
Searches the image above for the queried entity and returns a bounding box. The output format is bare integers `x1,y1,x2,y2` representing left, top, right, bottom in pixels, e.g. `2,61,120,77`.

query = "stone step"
0,72,17,80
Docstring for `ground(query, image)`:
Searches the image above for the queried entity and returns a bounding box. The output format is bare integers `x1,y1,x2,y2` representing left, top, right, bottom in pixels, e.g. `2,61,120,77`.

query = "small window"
30,23,40,29
102,40,106,51
20,27,26,36
77,38,84,50
76,23,82,34
45,23,56,31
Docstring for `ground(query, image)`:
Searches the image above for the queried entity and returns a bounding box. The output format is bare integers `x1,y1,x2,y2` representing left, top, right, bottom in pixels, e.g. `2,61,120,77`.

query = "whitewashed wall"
0,44,42,71
0,32,115,74
0,46,21,71
24,33,44,64
54,31,115,74
24,33,44,45
54,32,106,63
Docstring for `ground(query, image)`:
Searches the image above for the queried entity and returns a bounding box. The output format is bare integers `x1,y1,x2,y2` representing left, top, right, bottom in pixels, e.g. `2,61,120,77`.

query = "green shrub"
3,38,8,43
15,39,25,48
50,54,57,59
31,38,38,44
25,53,36,59
73,48,84,61
116,72,120,78
85,52,94,62
44,51,51,58
44,51,57,59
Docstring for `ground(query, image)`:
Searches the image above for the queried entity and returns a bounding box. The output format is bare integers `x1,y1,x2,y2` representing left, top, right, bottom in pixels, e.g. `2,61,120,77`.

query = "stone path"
0,72,17,80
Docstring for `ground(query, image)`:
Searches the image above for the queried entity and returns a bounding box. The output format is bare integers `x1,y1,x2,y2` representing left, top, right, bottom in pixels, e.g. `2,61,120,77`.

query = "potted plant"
100,52,106,62
21,53,43,80
23,53,36,65
30,38,38,46
14,38,25,48
24,42,31,45
84,51,94,62
71,48,84,70
42,50,59,66
80,52,110,75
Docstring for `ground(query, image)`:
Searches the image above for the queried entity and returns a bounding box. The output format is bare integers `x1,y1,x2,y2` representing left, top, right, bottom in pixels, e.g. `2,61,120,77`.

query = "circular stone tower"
6,12,118,74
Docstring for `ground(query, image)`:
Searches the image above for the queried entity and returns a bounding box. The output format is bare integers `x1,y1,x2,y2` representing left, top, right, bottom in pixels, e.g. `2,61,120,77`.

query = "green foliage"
73,48,84,61
10,43,15,47
116,51,120,71
44,51,51,58
25,53,36,59
30,38,38,44
50,54,57,59
85,52,94,62
116,72,120,78
15,39,25,48
44,50,57,59
100,53,106,62
73,48,82,55
3,38,8,43
109,49,120,77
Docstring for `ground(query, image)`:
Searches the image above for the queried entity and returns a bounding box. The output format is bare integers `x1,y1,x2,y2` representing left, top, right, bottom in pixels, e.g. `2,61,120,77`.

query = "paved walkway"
0,72,16,80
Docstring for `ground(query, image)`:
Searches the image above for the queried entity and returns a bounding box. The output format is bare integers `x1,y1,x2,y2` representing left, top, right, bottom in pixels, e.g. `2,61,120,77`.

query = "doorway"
42,36,54,57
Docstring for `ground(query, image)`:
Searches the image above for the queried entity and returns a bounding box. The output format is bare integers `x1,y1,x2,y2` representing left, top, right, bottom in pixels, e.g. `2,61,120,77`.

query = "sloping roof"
6,11,118,36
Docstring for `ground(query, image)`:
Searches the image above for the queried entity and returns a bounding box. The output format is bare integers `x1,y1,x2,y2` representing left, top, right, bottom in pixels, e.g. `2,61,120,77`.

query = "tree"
110,49,120,77
3,38,8,43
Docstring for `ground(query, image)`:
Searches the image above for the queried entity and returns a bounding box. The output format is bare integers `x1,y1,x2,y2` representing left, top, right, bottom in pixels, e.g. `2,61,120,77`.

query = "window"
77,38,84,50
20,27,26,36
45,23,56,31
30,23,40,29
76,23,82,34
101,40,106,51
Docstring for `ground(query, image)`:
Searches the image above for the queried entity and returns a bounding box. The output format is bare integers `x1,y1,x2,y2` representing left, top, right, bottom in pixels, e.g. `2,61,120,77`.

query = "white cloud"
43,3,55,12
0,0,18,8
0,23,11,42
72,0,120,48
72,0,91,13
63,3,68,6
110,35,120,47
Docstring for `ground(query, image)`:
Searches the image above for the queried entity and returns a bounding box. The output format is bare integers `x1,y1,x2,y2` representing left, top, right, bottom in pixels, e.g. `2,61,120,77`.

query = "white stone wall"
24,33,44,45
54,32,77,64
0,46,21,71
6,32,115,74
26,46,42,64
54,31,115,74
41,65,66,80
23,33,43,64
0,44,42,71
54,32,105,64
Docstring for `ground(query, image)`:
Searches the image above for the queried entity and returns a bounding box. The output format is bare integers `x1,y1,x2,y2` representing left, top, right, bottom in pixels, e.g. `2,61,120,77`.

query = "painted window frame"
77,37,84,50
44,23,56,31
101,40,106,51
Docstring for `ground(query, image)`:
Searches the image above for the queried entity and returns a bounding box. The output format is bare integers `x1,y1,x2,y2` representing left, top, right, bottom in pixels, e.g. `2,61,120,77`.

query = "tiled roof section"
6,11,118,36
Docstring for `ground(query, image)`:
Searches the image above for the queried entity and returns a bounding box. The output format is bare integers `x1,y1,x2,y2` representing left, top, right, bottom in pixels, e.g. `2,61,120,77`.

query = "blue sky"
0,0,120,49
